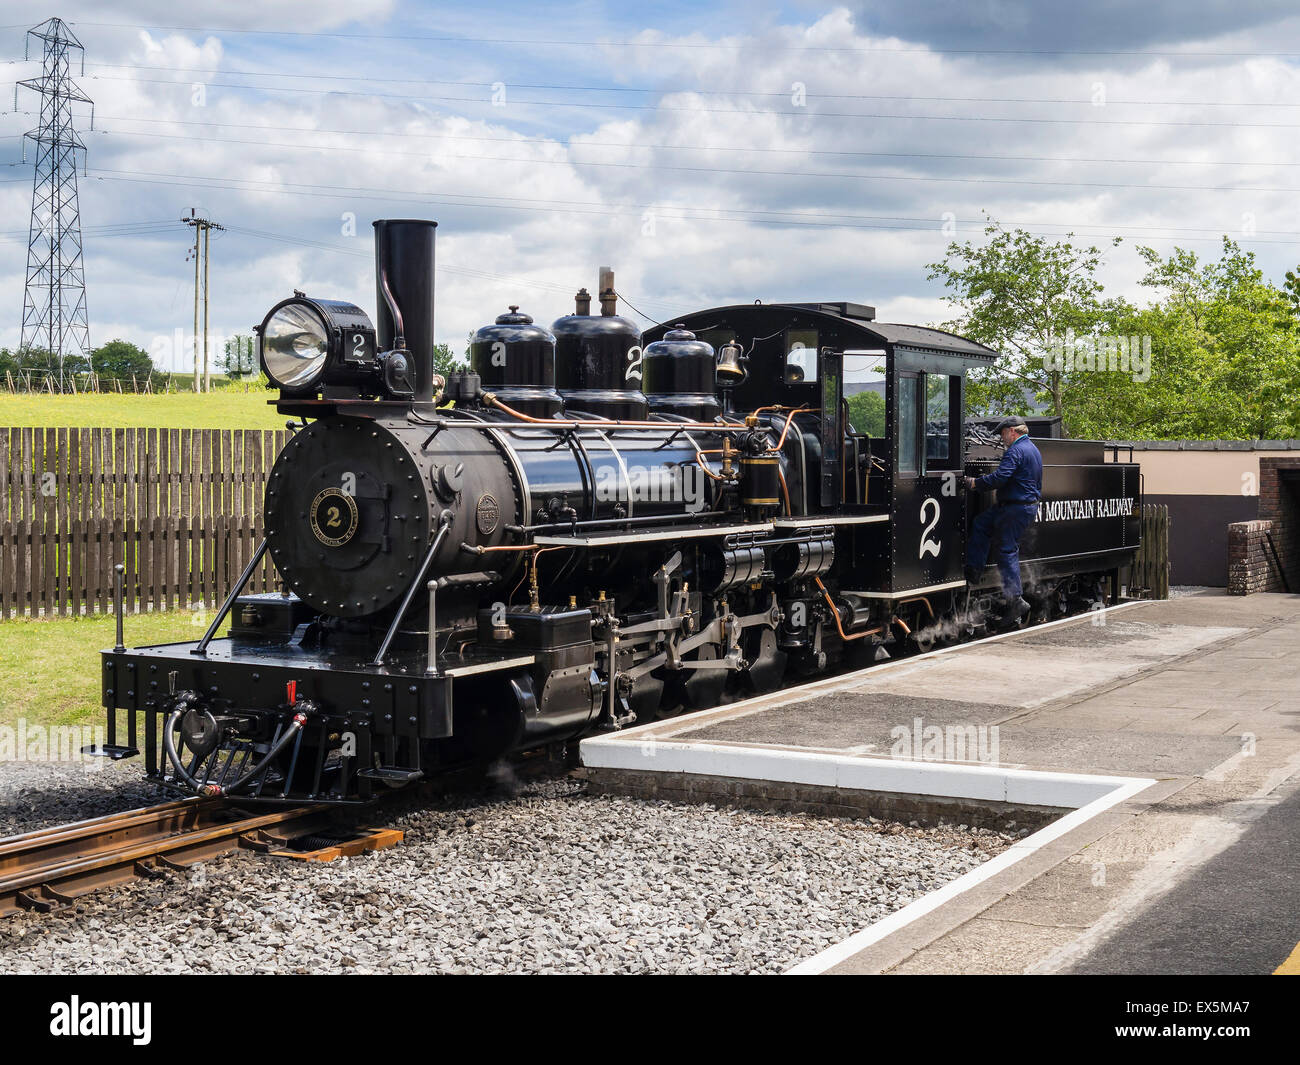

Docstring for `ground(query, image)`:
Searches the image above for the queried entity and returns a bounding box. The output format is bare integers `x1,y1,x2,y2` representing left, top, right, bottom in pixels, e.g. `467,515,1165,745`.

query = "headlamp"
257,296,378,396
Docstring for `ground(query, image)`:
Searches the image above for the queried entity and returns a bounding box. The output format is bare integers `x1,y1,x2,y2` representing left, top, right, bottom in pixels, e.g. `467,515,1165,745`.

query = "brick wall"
1228,458,1300,594
1228,520,1282,594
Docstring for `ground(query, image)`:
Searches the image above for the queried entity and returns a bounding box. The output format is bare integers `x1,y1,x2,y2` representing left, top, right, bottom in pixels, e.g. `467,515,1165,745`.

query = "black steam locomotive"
99,219,1141,804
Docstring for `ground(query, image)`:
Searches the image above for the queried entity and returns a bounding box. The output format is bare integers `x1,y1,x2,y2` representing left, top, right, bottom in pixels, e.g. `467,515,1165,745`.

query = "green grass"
0,611,205,731
0,390,284,429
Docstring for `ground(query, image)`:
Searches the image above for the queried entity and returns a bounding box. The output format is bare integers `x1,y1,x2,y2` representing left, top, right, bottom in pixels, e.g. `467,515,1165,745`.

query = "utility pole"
188,211,199,390
17,18,94,391
181,210,224,392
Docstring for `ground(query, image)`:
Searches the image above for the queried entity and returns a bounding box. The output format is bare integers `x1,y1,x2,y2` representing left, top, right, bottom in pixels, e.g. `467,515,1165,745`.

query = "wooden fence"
0,427,289,618
1130,503,1171,599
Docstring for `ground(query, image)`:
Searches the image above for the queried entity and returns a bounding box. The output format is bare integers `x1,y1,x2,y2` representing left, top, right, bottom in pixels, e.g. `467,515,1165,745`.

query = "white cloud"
2,5,1298,363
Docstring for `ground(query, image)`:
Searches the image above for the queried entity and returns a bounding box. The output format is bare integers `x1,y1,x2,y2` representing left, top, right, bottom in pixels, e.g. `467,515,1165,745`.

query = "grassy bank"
0,391,282,430
0,611,204,731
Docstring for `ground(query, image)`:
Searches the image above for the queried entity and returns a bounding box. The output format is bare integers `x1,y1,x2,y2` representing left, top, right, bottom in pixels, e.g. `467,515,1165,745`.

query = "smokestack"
373,218,437,402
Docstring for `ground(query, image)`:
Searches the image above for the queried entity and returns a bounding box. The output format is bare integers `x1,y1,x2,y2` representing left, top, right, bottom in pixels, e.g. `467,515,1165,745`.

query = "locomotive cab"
646,303,996,601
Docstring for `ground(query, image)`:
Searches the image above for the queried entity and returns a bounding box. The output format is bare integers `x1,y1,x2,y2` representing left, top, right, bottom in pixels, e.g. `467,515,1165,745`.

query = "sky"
2,1,1300,371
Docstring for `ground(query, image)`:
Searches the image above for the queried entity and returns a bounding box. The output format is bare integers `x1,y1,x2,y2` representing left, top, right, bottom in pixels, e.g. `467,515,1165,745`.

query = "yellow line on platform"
1274,942,1300,974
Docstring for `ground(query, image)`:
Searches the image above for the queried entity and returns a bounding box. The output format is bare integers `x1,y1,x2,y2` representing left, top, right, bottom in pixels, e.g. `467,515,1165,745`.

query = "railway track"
0,797,401,918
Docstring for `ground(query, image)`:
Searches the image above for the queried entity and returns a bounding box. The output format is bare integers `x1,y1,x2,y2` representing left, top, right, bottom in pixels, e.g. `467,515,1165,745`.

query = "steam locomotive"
99,218,1141,804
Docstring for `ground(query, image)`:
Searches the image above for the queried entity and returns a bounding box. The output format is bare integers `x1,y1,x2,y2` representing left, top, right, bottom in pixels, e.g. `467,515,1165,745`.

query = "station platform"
579,590,1300,974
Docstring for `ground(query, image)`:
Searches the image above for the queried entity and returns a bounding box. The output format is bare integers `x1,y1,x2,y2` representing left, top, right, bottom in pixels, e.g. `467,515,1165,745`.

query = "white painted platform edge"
581,738,1140,809
784,775,1154,975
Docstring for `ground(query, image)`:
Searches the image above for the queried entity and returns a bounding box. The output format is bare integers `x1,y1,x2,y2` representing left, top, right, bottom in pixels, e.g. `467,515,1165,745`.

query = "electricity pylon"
16,17,94,390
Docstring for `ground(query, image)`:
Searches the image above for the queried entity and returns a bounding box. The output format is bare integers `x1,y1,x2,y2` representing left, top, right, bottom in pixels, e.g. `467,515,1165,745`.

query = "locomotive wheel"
677,645,727,711
1066,577,1105,615
742,627,788,693
630,674,677,722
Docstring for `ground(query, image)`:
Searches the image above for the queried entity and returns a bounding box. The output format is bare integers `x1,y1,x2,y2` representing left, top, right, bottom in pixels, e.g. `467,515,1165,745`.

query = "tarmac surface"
1067,774,1300,976
585,590,1300,975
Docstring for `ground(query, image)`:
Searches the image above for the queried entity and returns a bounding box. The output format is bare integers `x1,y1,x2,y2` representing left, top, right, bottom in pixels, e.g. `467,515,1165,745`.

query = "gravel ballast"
0,763,1018,974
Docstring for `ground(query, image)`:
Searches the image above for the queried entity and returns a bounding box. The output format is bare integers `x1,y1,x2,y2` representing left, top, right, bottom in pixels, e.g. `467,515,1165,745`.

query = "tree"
927,219,1124,431
1024,238,1300,440
1283,266,1300,322
91,339,153,382
432,342,466,377
8,346,90,388
845,389,886,436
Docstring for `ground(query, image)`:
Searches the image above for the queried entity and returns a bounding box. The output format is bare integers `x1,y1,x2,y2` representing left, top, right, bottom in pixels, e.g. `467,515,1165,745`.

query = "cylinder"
642,327,721,421
772,534,835,582
740,453,781,512
701,543,766,594
373,219,437,402
470,306,564,417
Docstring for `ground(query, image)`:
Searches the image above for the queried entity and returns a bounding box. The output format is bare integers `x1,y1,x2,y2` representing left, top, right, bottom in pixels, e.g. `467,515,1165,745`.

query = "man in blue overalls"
964,416,1042,628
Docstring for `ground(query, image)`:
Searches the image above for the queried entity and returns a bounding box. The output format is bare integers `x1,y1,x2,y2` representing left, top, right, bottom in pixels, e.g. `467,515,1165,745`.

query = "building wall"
1112,442,1300,587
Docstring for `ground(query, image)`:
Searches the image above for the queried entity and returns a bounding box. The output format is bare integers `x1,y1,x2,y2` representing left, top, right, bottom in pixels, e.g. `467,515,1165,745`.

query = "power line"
68,73,1300,128
10,109,1299,170
74,165,1300,245
217,224,689,317
65,21,1300,58
0,221,179,245
76,123,1300,196
66,61,1300,109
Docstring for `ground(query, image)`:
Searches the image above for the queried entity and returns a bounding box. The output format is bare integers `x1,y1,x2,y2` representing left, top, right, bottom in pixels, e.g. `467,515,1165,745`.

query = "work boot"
999,596,1030,629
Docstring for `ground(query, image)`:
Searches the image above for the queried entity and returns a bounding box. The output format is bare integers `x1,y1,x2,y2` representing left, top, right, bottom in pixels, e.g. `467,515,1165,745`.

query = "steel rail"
0,797,327,918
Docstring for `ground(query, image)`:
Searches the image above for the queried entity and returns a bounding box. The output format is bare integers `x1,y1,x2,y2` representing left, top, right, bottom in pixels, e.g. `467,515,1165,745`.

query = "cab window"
785,330,818,384
923,373,961,471
844,352,886,436
897,373,920,474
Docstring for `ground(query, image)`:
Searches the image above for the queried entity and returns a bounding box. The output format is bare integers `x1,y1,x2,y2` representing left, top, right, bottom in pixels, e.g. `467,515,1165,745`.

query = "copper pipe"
891,615,912,636
695,451,729,482
896,595,934,619
508,546,564,607
776,467,792,515
772,405,814,452
814,577,882,642
483,393,740,433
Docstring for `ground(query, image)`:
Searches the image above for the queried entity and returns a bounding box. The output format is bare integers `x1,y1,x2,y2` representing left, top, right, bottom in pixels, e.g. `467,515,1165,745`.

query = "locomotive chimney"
598,266,616,316
373,218,438,402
